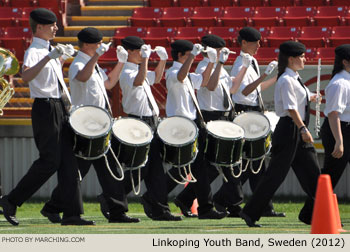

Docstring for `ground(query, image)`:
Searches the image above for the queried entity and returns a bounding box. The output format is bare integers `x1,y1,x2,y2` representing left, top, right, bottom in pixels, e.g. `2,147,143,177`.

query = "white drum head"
113,118,152,145
206,120,244,139
157,116,197,145
264,111,279,132
233,111,270,139
70,106,111,137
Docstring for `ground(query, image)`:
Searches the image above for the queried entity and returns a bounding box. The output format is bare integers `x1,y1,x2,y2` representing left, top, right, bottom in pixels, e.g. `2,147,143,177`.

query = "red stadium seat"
239,0,265,6
329,26,350,47
283,6,315,26
113,27,147,45
0,18,16,27
316,47,335,61
177,0,205,7
332,0,350,5
158,7,192,27
297,26,331,48
305,48,317,61
313,6,346,26
99,48,117,62
208,27,239,47
299,0,327,6
251,7,285,27
190,7,223,27
269,0,295,6
267,26,300,47
0,7,22,27
220,7,254,27
207,0,234,6
129,7,163,27
9,0,35,7
148,0,173,7
144,27,176,47
0,39,28,61
255,48,279,62
37,0,65,15
2,26,32,38
22,7,37,18
174,27,208,43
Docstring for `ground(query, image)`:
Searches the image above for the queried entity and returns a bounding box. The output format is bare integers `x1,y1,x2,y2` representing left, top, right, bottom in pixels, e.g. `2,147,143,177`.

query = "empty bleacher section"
1,0,350,117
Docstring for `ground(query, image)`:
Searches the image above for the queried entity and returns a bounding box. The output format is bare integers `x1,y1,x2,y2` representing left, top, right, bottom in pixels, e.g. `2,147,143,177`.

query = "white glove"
219,47,230,64
191,43,203,56
242,53,252,68
96,42,111,56
48,45,64,59
58,43,75,60
206,46,217,63
265,60,278,75
116,45,128,63
141,44,152,58
155,46,168,61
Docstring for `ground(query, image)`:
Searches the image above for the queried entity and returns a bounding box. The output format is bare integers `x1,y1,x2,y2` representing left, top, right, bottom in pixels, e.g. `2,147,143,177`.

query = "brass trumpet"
0,47,19,116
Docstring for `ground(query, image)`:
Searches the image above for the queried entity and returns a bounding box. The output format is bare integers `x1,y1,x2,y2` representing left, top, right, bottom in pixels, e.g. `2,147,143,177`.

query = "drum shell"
73,131,111,160
159,138,197,167
111,136,150,169
243,133,271,160
205,132,244,166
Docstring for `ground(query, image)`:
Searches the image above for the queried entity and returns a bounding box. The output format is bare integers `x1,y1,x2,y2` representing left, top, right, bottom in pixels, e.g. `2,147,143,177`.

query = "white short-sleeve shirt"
119,62,156,117
274,67,311,121
23,37,62,98
196,57,232,111
230,51,260,106
69,51,108,109
165,61,203,120
324,70,350,122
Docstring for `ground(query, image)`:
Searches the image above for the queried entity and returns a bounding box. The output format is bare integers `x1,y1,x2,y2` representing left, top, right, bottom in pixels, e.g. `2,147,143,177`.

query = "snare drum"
69,105,112,160
233,111,271,161
157,116,198,167
112,118,153,170
205,120,245,167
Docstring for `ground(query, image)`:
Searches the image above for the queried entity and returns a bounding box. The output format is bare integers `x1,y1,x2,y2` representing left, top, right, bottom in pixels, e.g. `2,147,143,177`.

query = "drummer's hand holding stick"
96,42,112,56
178,44,203,82
264,60,278,75
207,47,226,91
105,46,128,90
116,45,128,63
155,46,168,61
230,53,252,94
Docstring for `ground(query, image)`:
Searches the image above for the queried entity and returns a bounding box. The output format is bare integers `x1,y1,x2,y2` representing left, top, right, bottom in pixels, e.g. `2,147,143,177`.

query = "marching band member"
300,44,350,224
41,27,140,223
169,35,250,218
240,41,321,227
165,39,226,219
228,27,283,217
0,8,94,226
119,36,181,221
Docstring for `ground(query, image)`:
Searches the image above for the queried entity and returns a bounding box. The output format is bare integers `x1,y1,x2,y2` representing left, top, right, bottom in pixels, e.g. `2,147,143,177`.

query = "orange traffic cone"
333,194,347,232
191,198,198,215
311,174,339,234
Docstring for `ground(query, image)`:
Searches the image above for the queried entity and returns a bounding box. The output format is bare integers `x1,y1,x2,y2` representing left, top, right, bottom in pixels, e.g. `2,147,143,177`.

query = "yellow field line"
0,118,31,125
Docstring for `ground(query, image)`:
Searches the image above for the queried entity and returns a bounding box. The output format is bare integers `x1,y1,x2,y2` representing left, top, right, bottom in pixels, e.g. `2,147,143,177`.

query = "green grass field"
0,200,349,234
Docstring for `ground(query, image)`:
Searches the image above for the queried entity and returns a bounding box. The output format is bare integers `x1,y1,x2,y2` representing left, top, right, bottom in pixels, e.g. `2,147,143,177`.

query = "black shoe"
97,194,110,220
140,194,153,218
298,213,311,225
198,209,227,220
109,213,140,223
61,216,95,226
239,211,261,227
174,198,197,218
40,209,61,223
0,196,18,226
262,210,286,217
227,205,242,218
152,211,182,221
0,209,3,214
213,201,228,214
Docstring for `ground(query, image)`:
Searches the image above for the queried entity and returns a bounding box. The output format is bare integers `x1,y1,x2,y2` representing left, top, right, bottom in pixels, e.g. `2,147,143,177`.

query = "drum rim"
206,120,245,140
74,143,111,160
69,105,113,139
157,115,199,147
112,117,154,147
233,111,271,141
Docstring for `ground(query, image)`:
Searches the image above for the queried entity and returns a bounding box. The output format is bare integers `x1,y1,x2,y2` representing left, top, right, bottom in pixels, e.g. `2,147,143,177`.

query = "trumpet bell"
0,47,20,76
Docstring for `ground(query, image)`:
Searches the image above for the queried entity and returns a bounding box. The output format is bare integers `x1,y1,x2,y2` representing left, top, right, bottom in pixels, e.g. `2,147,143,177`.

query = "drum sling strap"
297,77,310,127
143,78,160,128
221,82,236,119
186,74,206,128
94,65,113,116
251,59,265,112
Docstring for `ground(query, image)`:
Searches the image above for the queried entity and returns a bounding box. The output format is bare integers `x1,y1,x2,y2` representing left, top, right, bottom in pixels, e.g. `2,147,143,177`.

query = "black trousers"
302,118,350,220
242,116,320,222
7,98,83,217
43,150,128,217
126,114,170,216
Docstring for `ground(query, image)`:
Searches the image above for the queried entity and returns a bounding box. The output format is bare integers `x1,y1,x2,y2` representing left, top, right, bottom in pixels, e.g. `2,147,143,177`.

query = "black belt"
340,121,350,127
201,110,230,117
234,103,261,113
35,97,62,102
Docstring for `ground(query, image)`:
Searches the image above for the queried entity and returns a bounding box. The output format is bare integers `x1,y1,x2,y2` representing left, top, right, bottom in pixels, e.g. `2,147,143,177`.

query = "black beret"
171,40,193,52
77,27,103,43
335,44,350,60
239,27,261,42
279,41,306,57
121,36,144,50
30,8,57,24
201,34,226,48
